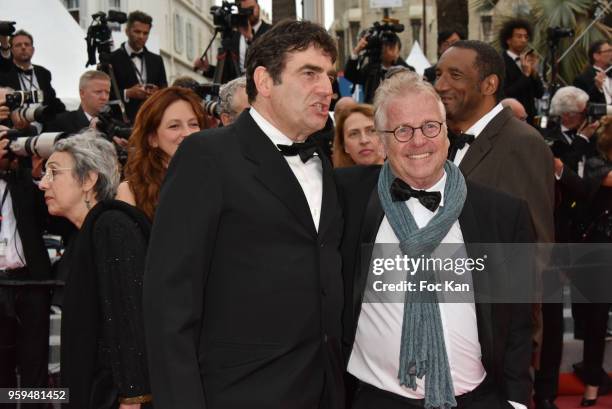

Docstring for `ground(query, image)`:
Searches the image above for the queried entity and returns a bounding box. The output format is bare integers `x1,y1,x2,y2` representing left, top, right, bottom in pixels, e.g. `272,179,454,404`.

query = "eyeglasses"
378,120,445,142
41,167,73,183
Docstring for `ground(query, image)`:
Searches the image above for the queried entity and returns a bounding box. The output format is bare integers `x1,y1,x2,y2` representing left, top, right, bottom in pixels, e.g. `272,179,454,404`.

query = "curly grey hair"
550,86,589,116
53,130,120,201
219,76,247,117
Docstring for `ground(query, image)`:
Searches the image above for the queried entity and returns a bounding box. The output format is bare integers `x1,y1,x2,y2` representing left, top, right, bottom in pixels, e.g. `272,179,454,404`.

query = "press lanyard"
0,184,11,234
19,72,36,92
130,54,146,85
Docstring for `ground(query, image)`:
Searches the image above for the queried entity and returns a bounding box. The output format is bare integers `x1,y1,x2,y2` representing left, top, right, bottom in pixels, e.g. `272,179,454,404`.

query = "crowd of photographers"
0,2,610,409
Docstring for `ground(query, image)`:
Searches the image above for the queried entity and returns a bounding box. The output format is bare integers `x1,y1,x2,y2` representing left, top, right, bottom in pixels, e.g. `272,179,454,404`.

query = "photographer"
0,125,58,405
344,31,414,103
194,0,271,82
109,11,167,123
423,28,465,84
499,18,543,125
45,70,110,135
574,40,611,106
219,76,248,126
0,30,65,119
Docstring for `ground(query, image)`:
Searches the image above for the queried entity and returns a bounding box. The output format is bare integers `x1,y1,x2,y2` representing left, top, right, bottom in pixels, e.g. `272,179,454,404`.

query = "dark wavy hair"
123,87,207,220
245,19,337,103
498,18,532,50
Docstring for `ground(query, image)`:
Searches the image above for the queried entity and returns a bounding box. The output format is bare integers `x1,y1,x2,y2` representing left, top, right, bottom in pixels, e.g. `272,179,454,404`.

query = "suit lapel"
459,191,494,361
120,44,140,86
459,107,512,176
353,185,384,320
237,112,318,236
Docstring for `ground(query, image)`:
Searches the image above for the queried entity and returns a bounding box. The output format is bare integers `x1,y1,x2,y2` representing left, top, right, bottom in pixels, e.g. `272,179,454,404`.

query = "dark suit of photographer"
344,32,414,103
108,11,167,123
194,0,271,83
0,131,56,407
573,41,611,106
0,31,65,118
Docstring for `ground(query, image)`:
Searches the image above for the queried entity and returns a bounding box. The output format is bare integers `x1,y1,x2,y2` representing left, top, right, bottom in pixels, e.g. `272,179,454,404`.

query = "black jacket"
44,107,90,134
335,165,535,405
144,110,345,409
501,52,543,124
344,56,414,103
60,200,151,409
573,65,607,105
108,44,167,123
0,64,66,116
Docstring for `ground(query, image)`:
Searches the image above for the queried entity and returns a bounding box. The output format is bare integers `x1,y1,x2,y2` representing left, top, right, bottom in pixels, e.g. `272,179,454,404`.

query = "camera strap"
0,183,12,236
129,56,146,85
18,72,37,92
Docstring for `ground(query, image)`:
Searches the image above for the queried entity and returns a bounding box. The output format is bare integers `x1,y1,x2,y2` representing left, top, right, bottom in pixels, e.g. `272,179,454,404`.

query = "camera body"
210,1,253,31
4,90,43,110
587,103,612,122
86,10,128,66
0,21,16,37
547,27,574,45
362,21,404,59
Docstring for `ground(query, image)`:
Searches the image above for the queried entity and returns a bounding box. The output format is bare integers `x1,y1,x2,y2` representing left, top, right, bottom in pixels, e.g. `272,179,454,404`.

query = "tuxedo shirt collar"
249,107,299,147
463,103,504,140
124,42,144,56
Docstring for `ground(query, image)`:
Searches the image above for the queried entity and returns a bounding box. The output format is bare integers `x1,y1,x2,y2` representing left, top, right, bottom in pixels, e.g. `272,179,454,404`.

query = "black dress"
60,200,152,408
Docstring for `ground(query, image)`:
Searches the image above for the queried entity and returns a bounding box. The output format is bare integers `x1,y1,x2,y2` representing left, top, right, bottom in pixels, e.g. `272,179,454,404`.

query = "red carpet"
556,373,612,409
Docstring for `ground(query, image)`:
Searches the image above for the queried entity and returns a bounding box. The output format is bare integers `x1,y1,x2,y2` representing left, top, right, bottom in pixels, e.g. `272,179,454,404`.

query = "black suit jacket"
144,111,345,409
0,64,66,115
573,65,607,104
335,165,534,405
109,44,167,122
423,64,436,84
501,52,543,124
6,168,53,280
44,107,90,134
344,57,415,103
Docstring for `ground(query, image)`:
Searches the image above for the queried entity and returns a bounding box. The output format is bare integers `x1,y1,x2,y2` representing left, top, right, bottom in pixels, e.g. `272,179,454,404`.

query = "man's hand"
119,403,140,409
125,84,150,100
113,136,129,148
238,21,253,42
0,106,9,121
193,56,210,72
595,70,606,92
353,37,368,56
553,157,564,178
10,110,30,129
0,125,10,162
520,52,538,78
31,155,44,179
578,119,600,139
144,84,159,96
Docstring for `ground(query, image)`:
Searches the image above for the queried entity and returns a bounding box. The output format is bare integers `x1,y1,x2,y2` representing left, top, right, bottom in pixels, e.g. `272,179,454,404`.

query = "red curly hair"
123,86,207,220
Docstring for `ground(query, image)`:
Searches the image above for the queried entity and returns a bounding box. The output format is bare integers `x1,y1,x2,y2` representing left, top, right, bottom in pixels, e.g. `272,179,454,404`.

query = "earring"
84,192,91,210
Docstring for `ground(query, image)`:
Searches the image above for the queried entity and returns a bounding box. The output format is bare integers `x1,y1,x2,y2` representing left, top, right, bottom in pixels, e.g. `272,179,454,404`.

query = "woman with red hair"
117,86,207,219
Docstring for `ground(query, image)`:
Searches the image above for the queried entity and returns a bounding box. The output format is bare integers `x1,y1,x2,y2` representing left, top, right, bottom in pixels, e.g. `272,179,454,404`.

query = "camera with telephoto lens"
362,20,404,58
5,126,67,159
210,1,253,31
184,83,221,119
0,21,16,37
3,90,43,110
96,106,132,140
587,103,612,122
547,27,574,43
86,10,128,66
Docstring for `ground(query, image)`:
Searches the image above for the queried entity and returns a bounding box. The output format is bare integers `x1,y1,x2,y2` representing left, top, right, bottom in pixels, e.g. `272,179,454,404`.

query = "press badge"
0,239,8,257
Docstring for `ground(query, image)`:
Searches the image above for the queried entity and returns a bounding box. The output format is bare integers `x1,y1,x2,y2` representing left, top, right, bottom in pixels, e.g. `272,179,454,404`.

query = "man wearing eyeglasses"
335,70,535,409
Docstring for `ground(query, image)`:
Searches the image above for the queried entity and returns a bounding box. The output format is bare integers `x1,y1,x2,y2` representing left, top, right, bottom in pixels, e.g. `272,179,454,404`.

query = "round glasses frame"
378,120,445,142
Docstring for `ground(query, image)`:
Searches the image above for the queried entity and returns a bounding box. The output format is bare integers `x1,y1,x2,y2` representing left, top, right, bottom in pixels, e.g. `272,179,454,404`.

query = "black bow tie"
16,66,33,75
130,52,143,59
563,128,577,142
390,178,442,212
448,132,475,161
277,139,319,163
606,70,612,79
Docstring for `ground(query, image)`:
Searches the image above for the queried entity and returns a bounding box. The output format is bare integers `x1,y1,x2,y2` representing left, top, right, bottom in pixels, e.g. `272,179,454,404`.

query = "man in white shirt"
144,20,344,409
574,40,612,105
335,70,534,409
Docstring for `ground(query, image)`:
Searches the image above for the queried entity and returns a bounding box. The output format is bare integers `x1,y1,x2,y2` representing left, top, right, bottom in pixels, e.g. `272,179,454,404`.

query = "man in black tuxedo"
45,70,110,134
498,19,543,125
574,40,611,105
109,11,167,123
336,71,534,409
344,32,414,103
194,0,272,83
0,30,65,117
0,128,57,408
144,20,344,409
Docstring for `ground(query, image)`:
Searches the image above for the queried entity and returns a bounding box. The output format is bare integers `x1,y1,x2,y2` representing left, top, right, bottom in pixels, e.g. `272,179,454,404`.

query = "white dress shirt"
239,20,263,74
347,172,526,409
594,66,612,105
453,103,504,166
0,181,26,270
249,108,322,230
